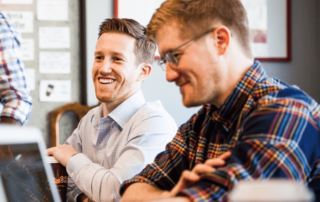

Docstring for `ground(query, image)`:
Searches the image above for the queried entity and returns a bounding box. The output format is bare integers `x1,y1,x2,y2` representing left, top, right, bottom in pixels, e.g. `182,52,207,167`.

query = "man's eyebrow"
111,51,125,57
94,50,126,58
94,51,103,55
161,45,183,56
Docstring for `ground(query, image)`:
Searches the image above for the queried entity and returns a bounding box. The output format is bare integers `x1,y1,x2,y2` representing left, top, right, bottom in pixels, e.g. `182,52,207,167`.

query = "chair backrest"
49,103,91,147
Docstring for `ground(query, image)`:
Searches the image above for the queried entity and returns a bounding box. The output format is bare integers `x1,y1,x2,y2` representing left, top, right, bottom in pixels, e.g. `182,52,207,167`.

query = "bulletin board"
0,0,85,145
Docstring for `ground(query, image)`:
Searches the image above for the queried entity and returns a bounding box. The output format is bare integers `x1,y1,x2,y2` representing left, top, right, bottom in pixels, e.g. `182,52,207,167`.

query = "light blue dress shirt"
66,91,177,201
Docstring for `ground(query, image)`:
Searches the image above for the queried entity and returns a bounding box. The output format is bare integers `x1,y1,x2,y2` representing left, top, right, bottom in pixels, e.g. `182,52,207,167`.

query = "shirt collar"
108,90,146,129
210,60,267,131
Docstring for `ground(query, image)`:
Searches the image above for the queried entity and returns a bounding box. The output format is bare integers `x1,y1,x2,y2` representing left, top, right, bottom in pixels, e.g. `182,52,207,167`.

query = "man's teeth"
99,78,115,84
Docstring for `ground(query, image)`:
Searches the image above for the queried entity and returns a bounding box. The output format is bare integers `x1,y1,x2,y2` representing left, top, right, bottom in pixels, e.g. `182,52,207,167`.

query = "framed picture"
242,0,291,61
114,0,291,62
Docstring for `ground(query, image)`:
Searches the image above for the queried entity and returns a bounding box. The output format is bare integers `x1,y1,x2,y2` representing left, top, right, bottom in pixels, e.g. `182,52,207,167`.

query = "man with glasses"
120,0,320,201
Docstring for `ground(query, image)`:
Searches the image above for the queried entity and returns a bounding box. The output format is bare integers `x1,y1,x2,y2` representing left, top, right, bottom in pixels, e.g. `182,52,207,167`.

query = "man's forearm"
121,183,169,201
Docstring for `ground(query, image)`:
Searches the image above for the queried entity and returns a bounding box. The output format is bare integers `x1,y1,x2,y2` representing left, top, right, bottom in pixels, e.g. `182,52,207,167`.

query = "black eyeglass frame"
158,27,216,67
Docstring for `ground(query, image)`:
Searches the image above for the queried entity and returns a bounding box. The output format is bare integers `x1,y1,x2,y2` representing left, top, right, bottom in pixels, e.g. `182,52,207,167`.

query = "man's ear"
211,26,231,55
137,63,152,81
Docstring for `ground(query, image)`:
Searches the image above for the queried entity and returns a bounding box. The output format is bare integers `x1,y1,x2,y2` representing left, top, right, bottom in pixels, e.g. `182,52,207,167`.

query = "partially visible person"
120,0,320,201
0,12,32,125
48,18,177,202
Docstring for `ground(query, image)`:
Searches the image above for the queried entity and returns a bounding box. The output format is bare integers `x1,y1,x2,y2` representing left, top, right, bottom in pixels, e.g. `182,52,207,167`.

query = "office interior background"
0,0,319,145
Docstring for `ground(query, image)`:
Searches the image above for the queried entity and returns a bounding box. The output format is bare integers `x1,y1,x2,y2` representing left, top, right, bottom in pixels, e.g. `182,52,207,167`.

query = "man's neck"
100,90,138,117
214,54,254,107
101,101,120,117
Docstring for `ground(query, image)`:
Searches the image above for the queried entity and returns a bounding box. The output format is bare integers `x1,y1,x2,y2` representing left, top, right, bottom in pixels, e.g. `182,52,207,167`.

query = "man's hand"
47,144,78,166
170,151,232,196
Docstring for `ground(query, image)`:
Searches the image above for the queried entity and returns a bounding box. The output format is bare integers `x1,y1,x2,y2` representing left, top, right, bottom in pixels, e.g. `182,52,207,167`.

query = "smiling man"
47,18,177,202
120,0,320,201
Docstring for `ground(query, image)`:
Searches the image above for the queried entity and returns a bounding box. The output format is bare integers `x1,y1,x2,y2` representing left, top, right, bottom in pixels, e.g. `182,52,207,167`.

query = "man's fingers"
170,170,200,196
181,170,200,182
170,152,232,196
203,152,232,167
192,164,215,175
218,151,232,160
204,158,225,167
47,147,56,155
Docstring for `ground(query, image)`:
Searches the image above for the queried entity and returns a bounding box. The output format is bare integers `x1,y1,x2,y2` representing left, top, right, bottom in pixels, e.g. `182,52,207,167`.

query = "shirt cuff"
1,100,32,125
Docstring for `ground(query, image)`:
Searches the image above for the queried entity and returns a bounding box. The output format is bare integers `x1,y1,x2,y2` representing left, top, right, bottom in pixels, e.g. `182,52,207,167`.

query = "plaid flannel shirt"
120,61,320,201
0,12,32,125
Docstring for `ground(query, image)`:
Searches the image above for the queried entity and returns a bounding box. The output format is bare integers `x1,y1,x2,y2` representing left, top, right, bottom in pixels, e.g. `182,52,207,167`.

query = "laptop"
0,125,61,202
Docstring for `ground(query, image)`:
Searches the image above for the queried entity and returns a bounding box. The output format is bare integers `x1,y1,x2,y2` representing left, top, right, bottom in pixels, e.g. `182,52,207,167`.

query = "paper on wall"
37,0,68,21
25,68,35,91
3,11,33,33
39,27,70,49
21,38,34,61
1,0,33,4
39,80,71,102
39,51,70,74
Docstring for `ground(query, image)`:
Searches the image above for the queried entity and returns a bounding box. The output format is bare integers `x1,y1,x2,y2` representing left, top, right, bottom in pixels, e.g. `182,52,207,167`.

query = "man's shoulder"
87,104,100,114
250,83,320,128
254,82,317,108
79,105,100,122
136,101,171,117
128,101,177,127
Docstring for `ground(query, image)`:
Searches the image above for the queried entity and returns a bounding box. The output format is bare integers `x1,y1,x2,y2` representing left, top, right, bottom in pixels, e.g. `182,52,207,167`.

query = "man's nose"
165,63,179,82
101,60,112,73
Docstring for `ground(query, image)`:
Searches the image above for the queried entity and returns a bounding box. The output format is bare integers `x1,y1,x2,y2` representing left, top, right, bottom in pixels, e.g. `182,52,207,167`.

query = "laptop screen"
0,126,60,202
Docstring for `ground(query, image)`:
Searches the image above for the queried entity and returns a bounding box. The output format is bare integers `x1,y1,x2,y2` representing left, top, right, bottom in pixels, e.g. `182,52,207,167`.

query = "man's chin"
182,97,201,108
96,95,112,103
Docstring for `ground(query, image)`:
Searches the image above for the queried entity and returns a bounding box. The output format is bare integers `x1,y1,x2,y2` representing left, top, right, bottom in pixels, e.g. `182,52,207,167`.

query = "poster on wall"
39,27,70,49
3,11,33,33
242,0,290,61
39,51,70,74
37,0,68,21
39,80,71,102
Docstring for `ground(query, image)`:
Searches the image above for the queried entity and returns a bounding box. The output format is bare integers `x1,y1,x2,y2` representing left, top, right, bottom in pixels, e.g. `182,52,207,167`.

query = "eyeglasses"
158,27,216,69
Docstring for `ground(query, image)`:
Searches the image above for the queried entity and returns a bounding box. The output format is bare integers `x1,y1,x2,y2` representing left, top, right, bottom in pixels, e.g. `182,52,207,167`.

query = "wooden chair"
49,103,91,147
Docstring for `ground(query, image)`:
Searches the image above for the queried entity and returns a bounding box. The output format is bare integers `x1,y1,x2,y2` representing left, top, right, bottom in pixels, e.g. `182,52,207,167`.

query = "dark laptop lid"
0,126,61,202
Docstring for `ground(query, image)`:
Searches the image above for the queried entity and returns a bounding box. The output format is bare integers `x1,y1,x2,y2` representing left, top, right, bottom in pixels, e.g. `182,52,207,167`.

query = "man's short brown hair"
147,0,251,57
99,18,156,64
